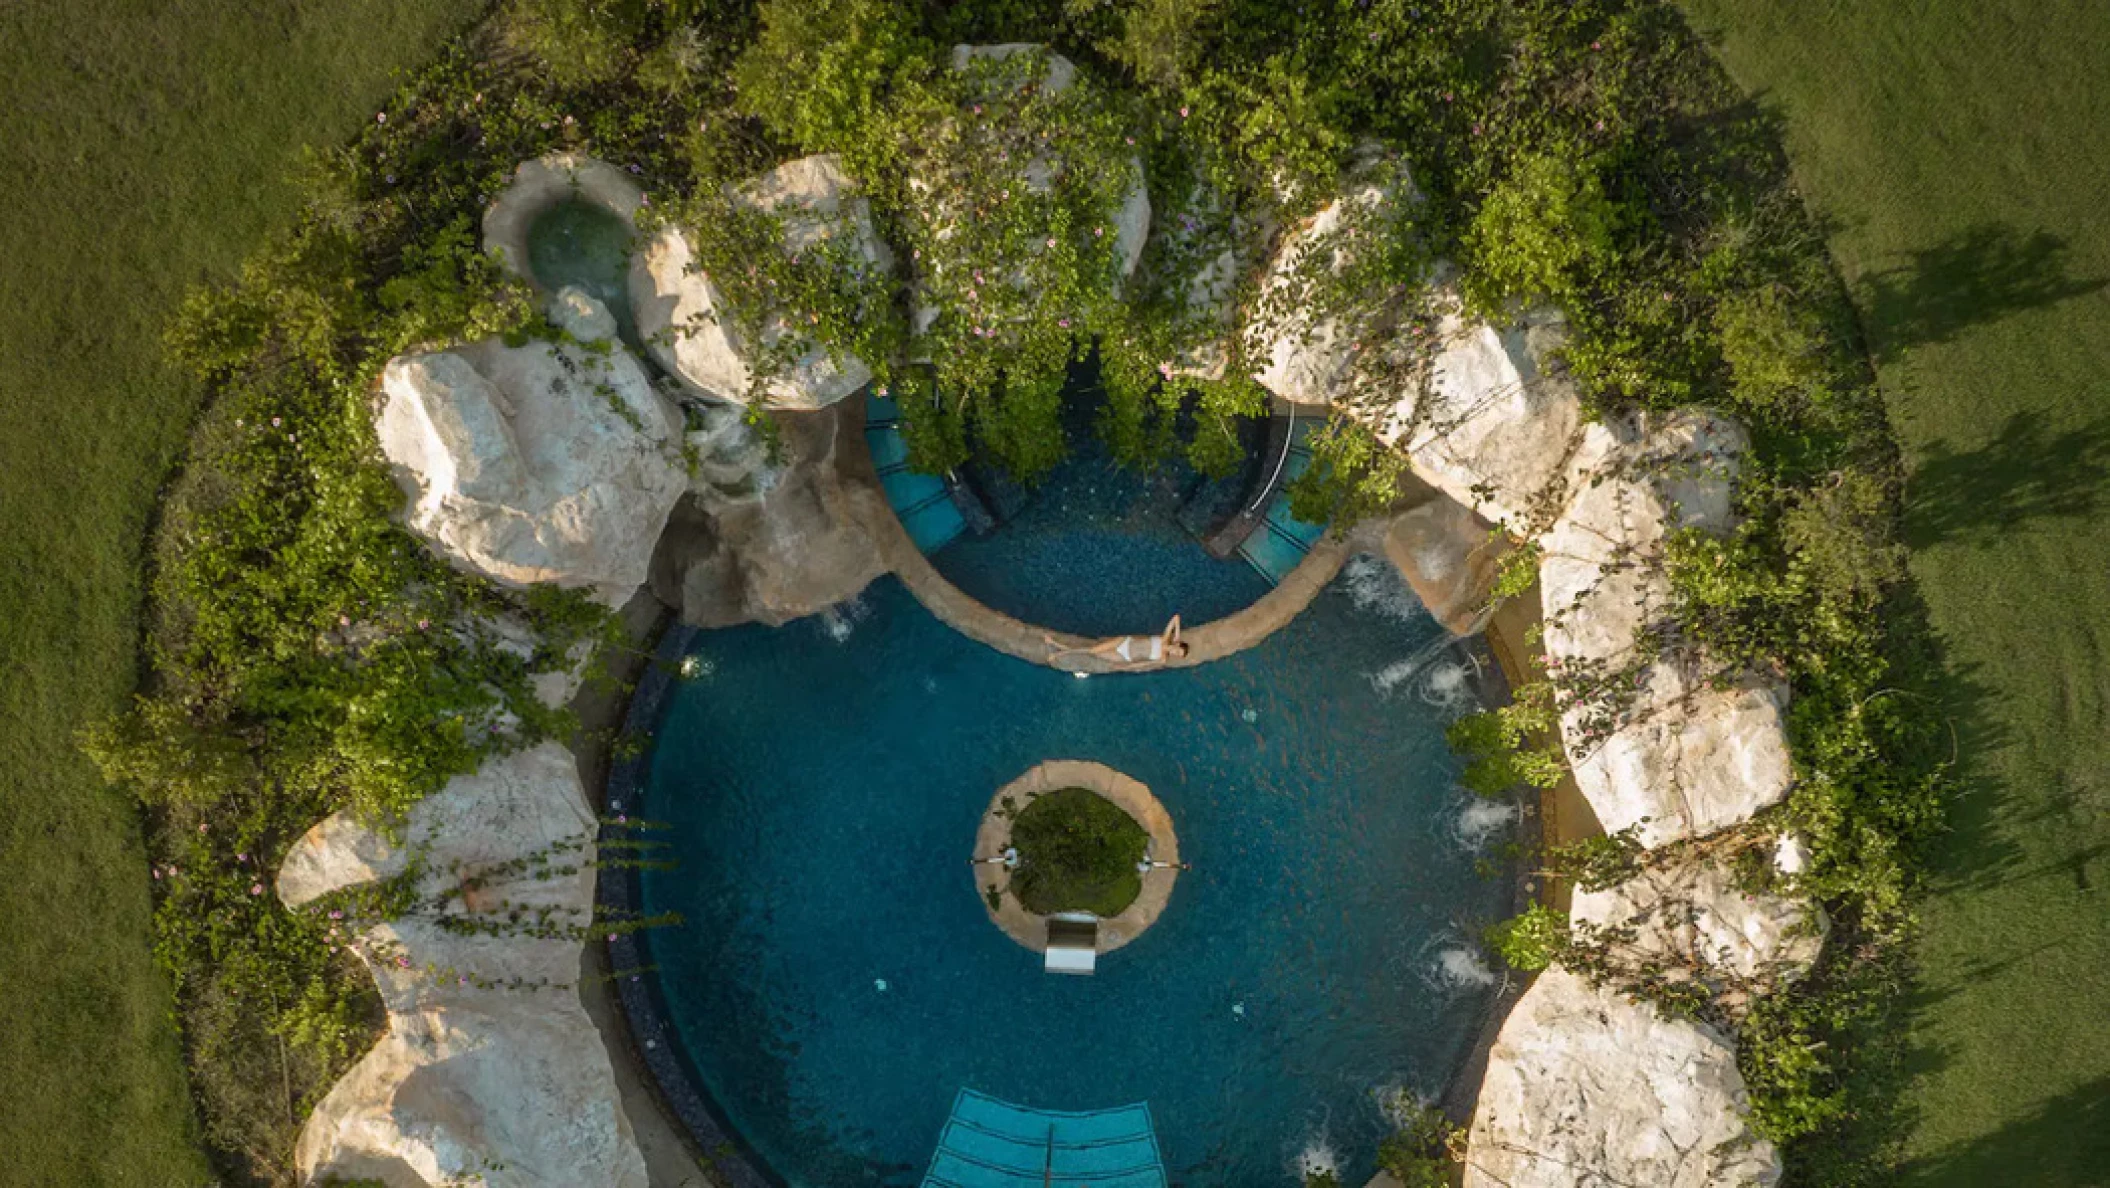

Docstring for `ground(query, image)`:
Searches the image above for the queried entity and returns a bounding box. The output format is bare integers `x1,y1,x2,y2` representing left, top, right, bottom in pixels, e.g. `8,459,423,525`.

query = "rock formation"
1571,859,1826,991
376,290,686,605
276,742,648,1188
631,154,893,409
1382,298,1584,532
1463,967,1781,1188
649,401,888,627
483,153,644,289
1248,172,1414,408
1381,497,1509,636
1536,412,1794,846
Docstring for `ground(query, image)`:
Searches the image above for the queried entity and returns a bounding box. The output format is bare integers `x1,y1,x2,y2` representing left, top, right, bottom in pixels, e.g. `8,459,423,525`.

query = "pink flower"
1046,238,1057,249
375,112,386,124
1179,106,1190,118
607,933,618,942
1591,40,1602,50
1094,226,1104,237
250,884,264,896
1124,136,1135,146
270,416,282,427
417,618,429,630
1057,318,1070,329
197,823,209,833
329,910,344,920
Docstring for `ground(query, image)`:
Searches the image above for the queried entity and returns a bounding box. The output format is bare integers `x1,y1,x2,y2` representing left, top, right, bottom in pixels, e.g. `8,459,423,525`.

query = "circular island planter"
973,760,1180,954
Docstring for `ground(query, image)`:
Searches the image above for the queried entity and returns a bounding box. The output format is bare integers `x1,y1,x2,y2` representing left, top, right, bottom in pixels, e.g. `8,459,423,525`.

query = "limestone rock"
483,154,644,288
1382,498,1508,635
376,292,685,604
1464,967,1780,1188
1571,861,1826,988
282,743,648,1188
649,402,887,627
1564,663,1796,847
1248,178,1406,408
1383,299,1585,532
631,154,892,409
1535,411,1794,846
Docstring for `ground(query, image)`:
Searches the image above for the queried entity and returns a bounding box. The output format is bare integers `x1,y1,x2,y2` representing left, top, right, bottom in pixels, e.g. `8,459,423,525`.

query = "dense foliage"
1006,786,1150,917
97,0,1947,1181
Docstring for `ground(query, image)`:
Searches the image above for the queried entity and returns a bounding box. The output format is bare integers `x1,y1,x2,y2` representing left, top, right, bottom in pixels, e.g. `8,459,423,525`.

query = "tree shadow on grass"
1902,413,2110,550
1859,223,2107,364
1895,1076,2110,1188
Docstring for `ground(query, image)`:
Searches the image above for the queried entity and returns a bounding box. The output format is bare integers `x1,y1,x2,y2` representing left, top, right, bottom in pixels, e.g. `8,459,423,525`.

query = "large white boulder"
1464,967,1780,1188
1536,411,1794,847
1383,298,1586,532
278,742,649,1188
483,153,644,288
1572,861,1826,989
631,154,893,409
377,291,686,605
1248,177,1409,408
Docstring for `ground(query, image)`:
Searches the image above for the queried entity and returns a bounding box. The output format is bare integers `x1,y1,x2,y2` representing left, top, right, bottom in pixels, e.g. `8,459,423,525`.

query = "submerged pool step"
923,1090,1167,1188
866,394,968,554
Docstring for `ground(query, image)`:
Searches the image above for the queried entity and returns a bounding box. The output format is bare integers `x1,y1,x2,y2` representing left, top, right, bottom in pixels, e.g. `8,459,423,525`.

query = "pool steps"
864,393,974,553
923,1089,1167,1188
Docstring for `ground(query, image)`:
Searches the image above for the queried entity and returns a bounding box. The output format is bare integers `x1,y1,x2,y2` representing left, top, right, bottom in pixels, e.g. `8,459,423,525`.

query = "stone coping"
599,619,776,1188
842,391,1355,674
972,760,1180,954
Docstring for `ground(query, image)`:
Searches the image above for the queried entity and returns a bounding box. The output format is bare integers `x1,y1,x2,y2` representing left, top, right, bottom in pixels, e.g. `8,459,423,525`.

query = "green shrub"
1485,903,1568,971
1008,787,1151,917
733,0,926,152
1463,150,1619,317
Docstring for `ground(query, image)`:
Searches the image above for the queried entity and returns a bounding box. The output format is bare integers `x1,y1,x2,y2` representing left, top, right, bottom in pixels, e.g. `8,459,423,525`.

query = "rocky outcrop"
376,290,686,605
1571,860,1826,991
1463,967,1781,1188
1536,412,1794,846
1381,498,1509,636
1248,175,1412,408
278,742,648,1188
649,401,887,627
631,154,893,409
483,154,644,289
1383,299,1585,532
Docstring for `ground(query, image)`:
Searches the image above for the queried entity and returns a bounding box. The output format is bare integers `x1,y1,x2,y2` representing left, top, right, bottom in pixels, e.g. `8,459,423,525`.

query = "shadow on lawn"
1858,222,2107,364
1895,1076,2110,1188
1903,413,2110,550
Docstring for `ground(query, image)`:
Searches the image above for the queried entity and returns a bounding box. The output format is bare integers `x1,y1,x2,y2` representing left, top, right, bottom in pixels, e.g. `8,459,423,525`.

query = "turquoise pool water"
634,560,1517,1185
526,197,638,343
928,376,1272,637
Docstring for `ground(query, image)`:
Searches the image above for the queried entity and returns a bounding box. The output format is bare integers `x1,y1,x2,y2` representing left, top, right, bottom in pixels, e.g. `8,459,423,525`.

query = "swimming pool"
630,557,1518,1185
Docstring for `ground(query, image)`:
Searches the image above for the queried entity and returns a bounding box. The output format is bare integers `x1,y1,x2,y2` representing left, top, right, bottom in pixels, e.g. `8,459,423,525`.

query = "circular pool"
628,556,1519,1185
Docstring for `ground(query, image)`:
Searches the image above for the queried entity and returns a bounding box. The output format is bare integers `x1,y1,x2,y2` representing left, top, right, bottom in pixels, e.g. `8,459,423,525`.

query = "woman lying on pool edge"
1044,615,1187,670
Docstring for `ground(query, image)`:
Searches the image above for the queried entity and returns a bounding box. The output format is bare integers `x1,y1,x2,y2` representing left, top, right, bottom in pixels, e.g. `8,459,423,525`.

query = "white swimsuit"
1113,636,1164,663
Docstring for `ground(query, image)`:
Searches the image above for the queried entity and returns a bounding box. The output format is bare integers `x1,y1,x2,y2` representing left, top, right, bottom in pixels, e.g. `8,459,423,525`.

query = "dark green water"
526,197,637,343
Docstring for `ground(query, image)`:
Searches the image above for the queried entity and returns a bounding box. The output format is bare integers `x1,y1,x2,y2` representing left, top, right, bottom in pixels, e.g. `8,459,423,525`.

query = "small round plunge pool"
625,553,1521,1185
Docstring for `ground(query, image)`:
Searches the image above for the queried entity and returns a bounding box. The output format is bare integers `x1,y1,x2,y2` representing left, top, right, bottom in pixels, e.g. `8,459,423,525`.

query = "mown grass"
1681,1,2110,1182
0,2,479,1184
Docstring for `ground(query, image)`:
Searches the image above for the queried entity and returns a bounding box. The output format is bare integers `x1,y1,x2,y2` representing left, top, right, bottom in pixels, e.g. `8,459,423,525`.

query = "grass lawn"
0,2,478,1183
1681,1,2110,1182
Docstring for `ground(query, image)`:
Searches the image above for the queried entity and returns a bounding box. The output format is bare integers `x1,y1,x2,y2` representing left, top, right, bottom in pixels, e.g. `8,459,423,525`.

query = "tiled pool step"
865,393,971,554
1234,416,1327,585
922,1090,1166,1188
